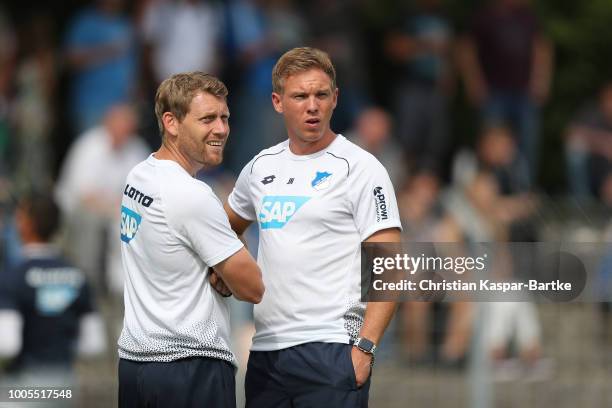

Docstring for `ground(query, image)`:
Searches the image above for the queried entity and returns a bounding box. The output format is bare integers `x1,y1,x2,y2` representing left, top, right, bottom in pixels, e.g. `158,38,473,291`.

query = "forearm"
213,247,264,303
222,268,264,303
360,228,401,344
359,301,397,344
351,300,398,387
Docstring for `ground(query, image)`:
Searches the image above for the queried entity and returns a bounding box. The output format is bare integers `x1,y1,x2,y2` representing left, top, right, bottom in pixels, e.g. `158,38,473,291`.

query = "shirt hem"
250,334,350,352
360,221,403,242
118,350,237,366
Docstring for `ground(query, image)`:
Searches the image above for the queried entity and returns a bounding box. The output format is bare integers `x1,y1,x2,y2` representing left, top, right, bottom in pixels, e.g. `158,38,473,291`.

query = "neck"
289,130,337,155
155,141,201,176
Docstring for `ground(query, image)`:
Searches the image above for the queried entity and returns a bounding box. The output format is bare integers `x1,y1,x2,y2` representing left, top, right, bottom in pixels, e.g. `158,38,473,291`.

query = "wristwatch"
353,337,377,356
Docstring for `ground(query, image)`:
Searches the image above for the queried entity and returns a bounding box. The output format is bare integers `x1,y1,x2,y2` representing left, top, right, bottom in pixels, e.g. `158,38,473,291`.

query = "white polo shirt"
228,135,402,351
118,155,243,364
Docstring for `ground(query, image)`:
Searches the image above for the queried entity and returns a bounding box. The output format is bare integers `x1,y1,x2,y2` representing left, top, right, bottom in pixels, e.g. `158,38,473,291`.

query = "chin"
300,131,324,143
206,158,223,167
203,154,223,167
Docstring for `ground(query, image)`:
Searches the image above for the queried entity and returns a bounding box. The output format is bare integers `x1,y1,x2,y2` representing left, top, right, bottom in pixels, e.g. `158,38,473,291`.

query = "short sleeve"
170,185,244,267
227,158,257,221
347,156,403,241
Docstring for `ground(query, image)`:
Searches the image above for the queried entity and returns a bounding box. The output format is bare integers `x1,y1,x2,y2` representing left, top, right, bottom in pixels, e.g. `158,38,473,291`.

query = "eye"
293,94,306,100
201,116,215,123
317,92,329,99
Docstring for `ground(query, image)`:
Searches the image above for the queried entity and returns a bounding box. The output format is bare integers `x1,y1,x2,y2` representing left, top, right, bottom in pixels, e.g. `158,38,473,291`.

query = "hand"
351,346,372,388
209,270,232,297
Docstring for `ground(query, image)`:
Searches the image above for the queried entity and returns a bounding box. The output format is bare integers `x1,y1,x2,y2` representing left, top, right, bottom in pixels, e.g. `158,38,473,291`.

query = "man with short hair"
118,72,264,408
225,47,402,407
0,192,105,383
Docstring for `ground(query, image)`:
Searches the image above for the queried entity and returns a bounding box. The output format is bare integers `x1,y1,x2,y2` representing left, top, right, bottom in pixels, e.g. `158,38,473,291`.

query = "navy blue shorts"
245,342,371,408
118,357,236,408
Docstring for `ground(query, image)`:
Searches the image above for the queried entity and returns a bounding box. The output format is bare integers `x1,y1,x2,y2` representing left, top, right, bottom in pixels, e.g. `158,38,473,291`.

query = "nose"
306,96,319,114
212,117,229,136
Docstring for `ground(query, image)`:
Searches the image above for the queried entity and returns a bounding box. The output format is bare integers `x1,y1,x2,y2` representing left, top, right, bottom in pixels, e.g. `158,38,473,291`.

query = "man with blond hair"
225,47,402,407
117,72,264,408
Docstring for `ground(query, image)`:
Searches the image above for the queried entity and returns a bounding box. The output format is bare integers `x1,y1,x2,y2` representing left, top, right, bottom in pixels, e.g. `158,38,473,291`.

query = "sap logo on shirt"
120,206,142,243
259,196,310,229
36,285,78,316
311,171,333,191
27,267,84,315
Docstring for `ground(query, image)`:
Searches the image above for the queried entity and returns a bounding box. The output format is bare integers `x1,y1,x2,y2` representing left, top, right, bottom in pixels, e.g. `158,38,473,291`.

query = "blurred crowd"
0,0,611,396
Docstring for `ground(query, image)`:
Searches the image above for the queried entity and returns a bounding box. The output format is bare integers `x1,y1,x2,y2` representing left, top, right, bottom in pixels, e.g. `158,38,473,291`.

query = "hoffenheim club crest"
311,171,333,191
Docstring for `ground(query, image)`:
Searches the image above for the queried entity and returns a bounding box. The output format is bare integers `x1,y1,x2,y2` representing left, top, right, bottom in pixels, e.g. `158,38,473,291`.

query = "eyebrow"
290,85,332,93
197,111,229,120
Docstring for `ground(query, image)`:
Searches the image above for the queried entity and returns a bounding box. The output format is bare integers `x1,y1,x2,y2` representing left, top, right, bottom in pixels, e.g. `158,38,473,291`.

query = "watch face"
359,338,375,352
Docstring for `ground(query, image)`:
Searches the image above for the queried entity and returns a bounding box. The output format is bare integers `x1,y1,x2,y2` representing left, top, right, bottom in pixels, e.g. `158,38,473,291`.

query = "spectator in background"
438,167,532,365
304,0,368,132
565,82,612,201
397,172,473,366
138,0,223,150
385,0,453,176
443,168,545,376
454,125,532,197
0,192,105,385
13,14,57,193
55,104,149,297
484,300,545,381
64,0,137,134
346,106,406,187
140,0,222,84
398,172,451,243
476,125,531,194
223,0,306,174
458,0,553,183
453,125,539,241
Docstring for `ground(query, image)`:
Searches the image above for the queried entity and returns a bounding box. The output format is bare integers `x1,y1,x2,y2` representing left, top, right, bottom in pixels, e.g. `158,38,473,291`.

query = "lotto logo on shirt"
120,206,142,243
259,196,310,229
